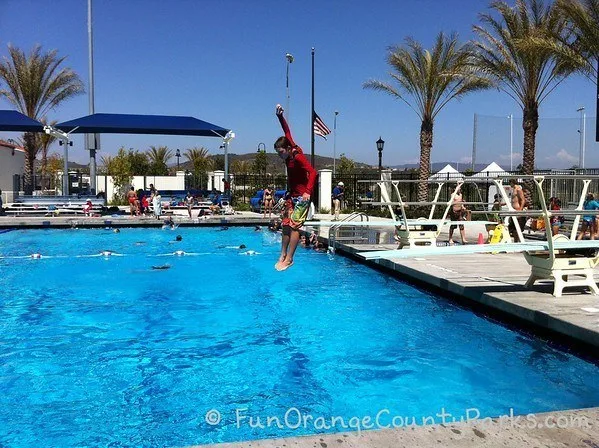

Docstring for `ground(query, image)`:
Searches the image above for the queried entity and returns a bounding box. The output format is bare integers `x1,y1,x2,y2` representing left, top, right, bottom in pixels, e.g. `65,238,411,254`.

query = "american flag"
313,112,331,140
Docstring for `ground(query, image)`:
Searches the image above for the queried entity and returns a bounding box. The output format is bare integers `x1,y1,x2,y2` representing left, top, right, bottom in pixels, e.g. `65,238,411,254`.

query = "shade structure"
56,113,229,137
0,110,44,132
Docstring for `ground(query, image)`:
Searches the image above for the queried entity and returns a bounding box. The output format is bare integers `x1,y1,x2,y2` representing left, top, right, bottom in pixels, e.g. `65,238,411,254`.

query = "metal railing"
328,212,372,250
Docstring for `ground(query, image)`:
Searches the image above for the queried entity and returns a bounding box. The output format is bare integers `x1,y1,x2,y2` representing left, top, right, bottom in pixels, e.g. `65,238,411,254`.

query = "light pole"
577,107,586,169
333,111,339,176
376,137,385,176
175,148,181,171
285,53,294,122
509,113,513,171
257,142,266,177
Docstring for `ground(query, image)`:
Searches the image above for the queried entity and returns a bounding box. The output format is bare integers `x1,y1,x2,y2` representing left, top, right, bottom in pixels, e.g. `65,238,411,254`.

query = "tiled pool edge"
194,407,599,448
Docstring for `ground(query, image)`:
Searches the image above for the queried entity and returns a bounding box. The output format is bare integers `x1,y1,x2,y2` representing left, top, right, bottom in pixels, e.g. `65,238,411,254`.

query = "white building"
0,139,25,203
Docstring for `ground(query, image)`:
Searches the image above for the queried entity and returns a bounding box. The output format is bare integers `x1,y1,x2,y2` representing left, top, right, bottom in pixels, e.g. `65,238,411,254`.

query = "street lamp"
577,107,586,169
333,111,339,176
175,148,181,170
508,114,513,171
376,137,385,175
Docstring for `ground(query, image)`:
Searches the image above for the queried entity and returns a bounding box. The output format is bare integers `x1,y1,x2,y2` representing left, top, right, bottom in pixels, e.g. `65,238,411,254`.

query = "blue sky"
0,0,596,169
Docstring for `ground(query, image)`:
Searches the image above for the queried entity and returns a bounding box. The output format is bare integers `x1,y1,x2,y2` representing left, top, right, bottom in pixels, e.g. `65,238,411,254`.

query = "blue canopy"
56,113,229,137
0,110,44,132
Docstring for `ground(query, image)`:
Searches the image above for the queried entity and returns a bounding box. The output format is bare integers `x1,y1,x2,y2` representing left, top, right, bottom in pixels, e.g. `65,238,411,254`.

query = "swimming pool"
0,227,598,446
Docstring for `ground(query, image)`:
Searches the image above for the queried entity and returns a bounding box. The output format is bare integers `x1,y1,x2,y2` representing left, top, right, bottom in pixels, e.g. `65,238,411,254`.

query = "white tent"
472,162,507,177
473,162,508,208
428,164,464,181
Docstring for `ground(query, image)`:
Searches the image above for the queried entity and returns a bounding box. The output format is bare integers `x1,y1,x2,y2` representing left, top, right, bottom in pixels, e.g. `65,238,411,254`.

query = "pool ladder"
328,212,372,251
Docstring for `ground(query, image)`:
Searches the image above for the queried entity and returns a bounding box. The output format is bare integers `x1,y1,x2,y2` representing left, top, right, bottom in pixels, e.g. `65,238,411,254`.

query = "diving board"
357,175,599,297
304,220,495,228
359,239,599,259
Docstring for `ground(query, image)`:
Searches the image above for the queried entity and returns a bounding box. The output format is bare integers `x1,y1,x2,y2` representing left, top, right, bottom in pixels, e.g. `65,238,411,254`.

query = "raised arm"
276,104,296,148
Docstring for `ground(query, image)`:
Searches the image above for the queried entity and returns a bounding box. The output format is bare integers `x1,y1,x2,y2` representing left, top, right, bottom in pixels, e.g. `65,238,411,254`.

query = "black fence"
14,169,599,210
333,169,599,214
14,173,90,196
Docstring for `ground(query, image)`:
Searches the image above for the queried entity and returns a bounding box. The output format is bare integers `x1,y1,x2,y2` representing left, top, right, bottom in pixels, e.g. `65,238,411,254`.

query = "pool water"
0,227,598,446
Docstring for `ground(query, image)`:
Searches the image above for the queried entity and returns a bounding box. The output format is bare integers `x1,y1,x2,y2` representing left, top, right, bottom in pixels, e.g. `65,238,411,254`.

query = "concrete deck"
192,407,599,448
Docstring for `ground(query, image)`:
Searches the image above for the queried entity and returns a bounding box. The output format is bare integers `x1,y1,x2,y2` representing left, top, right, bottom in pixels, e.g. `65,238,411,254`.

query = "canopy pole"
63,138,69,196
222,130,235,191
87,0,98,194
44,125,78,196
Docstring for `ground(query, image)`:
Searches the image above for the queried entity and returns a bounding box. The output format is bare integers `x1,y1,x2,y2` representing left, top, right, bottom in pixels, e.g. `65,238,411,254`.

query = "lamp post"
376,137,385,176
175,148,181,171
285,53,294,121
577,107,586,169
333,111,339,176
257,143,266,177
508,113,513,171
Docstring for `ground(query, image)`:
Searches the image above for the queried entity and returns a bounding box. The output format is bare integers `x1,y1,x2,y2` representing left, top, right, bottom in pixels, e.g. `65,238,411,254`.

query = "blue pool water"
0,227,598,446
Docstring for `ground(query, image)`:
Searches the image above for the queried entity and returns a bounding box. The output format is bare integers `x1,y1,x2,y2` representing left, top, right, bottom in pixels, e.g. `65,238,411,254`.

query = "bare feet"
275,256,286,270
276,260,294,271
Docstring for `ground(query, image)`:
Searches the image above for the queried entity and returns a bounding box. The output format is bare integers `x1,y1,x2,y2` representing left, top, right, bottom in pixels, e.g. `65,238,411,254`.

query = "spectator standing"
332,182,345,221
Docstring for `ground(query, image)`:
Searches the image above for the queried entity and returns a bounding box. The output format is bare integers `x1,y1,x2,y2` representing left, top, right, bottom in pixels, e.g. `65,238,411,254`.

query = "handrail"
328,212,370,250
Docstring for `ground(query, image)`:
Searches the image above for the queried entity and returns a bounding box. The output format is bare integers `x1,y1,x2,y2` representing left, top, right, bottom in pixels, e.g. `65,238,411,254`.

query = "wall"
319,169,332,212
0,144,25,202
95,172,186,202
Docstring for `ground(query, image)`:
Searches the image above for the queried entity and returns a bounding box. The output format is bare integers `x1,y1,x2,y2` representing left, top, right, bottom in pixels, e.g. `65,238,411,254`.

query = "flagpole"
311,47,315,168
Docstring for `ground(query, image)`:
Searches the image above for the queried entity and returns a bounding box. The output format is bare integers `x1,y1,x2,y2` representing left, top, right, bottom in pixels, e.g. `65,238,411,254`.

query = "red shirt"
278,114,317,196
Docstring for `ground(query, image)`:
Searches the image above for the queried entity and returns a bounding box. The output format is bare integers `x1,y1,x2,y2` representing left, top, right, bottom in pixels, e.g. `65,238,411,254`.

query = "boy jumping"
274,104,317,271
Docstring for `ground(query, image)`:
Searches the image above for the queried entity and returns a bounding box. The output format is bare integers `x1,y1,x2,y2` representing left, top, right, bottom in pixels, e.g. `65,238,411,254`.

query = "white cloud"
544,149,577,164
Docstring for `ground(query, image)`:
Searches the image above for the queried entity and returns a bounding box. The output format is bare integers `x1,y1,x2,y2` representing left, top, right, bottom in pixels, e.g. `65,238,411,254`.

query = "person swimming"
240,250,260,256
151,264,171,270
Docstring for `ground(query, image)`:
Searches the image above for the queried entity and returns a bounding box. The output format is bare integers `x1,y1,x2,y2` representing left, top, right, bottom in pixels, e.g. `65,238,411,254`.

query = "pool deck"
4,213,599,447
192,407,599,448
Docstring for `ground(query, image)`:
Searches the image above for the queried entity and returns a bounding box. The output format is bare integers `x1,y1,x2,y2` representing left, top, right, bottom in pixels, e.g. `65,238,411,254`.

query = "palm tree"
231,159,252,174
364,32,491,201
99,155,113,175
184,147,212,174
0,44,84,194
556,0,599,81
146,145,173,175
473,0,577,185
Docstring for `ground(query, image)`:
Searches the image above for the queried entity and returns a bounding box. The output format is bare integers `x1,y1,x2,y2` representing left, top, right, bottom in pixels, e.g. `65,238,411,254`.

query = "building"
0,139,25,203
